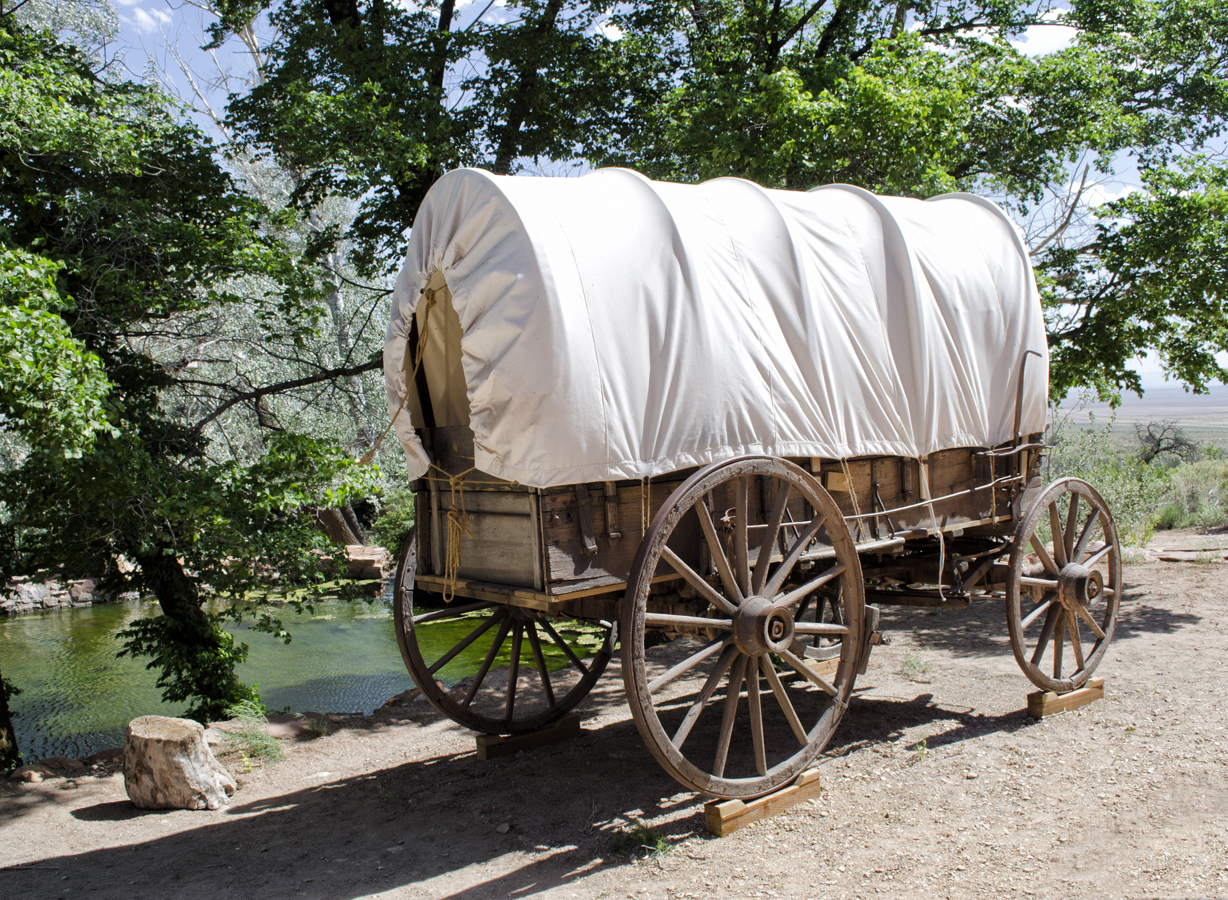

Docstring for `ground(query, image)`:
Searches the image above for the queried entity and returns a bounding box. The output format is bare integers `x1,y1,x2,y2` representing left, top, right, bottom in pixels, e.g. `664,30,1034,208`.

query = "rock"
124,715,237,810
495,823,511,834
83,748,123,767
10,764,54,783
1,574,118,615
40,756,86,775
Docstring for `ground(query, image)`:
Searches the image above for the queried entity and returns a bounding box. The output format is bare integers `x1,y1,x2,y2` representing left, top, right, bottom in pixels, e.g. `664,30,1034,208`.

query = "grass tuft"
222,699,285,768
609,818,672,859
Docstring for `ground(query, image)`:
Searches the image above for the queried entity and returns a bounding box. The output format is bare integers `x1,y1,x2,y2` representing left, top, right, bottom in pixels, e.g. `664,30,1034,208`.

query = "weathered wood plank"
475,713,583,760
703,769,822,836
1027,677,1104,718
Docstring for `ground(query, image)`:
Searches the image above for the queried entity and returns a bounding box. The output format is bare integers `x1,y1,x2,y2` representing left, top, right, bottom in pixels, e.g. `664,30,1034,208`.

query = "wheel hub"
1057,562,1102,611
733,596,795,656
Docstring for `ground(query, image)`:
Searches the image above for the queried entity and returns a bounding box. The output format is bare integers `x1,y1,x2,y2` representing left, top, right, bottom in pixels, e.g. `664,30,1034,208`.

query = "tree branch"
187,354,382,439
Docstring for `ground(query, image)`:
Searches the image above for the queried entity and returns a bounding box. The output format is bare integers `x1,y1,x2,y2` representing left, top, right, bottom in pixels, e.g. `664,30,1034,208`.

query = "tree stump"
124,716,237,810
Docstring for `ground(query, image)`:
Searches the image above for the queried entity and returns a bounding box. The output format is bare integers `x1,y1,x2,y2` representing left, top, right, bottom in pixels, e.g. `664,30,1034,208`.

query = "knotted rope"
430,463,476,603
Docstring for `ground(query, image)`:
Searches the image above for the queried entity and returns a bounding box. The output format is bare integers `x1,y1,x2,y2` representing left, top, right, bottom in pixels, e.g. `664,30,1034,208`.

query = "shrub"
1044,413,1171,546
1154,459,1228,530
371,485,417,557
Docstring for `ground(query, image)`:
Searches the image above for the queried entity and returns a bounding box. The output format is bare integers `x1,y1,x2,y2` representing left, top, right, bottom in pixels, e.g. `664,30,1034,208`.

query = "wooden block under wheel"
475,712,583,760
1027,677,1104,719
704,769,821,837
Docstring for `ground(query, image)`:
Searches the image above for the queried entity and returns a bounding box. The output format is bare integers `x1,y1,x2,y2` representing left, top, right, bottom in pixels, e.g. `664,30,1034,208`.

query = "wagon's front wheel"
1006,478,1121,693
393,530,616,735
622,456,864,799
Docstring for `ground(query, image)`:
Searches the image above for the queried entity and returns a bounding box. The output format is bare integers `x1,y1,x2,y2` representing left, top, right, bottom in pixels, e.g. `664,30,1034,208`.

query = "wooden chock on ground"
475,712,582,761
704,768,821,837
1027,677,1104,719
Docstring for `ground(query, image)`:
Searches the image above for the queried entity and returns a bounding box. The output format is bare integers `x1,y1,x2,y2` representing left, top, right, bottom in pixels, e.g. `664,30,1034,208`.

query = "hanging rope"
918,459,947,603
358,287,439,466
839,458,866,542
640,475,651,533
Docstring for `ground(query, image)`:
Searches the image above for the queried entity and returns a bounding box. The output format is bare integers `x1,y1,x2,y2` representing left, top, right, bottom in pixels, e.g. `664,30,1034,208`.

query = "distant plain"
1057,383,1228,449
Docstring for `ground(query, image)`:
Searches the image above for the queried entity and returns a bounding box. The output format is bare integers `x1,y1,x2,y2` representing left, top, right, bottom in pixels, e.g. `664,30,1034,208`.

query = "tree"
1136,421,1201,466
0,664,20,772
0,19,378,721
591,0,1228,401
209,0,1228,399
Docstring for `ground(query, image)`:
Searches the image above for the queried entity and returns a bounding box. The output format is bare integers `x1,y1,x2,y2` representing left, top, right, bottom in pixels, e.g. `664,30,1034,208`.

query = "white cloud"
1010,10,1079,57
1081,181,1139,208
126,7,171,34
598,20,623,41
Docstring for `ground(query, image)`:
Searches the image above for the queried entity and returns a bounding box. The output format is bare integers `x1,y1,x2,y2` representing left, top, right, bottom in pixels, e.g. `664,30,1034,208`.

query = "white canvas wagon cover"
384,168,1048,488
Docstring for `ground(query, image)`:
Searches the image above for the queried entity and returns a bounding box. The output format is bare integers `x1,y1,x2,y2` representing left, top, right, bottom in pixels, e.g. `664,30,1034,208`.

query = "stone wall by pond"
1,577,133,615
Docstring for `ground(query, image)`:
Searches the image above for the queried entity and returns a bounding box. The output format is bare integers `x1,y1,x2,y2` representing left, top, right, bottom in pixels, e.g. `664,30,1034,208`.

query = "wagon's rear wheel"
1006,478,1121,693
393,531,616,734
622,456,864,799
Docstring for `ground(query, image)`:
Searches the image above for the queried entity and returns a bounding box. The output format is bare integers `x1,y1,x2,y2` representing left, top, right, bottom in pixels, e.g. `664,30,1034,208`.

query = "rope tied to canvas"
357,285,439,466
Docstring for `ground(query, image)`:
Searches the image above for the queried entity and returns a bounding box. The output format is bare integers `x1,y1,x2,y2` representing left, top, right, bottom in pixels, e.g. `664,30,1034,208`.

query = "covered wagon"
382,168,1120,799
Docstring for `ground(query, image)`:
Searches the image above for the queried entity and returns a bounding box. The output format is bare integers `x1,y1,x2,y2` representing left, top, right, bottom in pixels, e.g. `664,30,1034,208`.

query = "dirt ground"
4,529,1227,900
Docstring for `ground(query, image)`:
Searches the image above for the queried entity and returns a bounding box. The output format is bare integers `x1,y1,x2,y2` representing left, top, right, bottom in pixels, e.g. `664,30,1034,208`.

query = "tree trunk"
137,551,208,630
0,658,22,772
316,507,361,545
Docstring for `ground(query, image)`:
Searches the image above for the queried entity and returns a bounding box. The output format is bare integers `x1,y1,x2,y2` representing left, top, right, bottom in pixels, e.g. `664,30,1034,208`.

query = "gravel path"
3,547,1225,900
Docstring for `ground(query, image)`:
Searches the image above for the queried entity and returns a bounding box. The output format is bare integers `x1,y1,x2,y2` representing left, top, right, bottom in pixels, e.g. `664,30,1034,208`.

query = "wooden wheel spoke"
735,477,750,596
413,601,494,624
1068,613,1085,670
463,616,512,708
1019,576,1059,591
1072,508,1102,563
695,498,744,606
1073,601,1106,640
428,609,506,676
1020,595,1054,631
775,563,846,610
792,621,851,636
672,644,739,750
526,623,556,709
779,648,839,697
752,481,792,596
648,637,733,694
644,612,734,631
764,514,827,598
760,657,808,747
539,619,590,677
663,546,738,616
1063,494,1080,563
1029,535,1060,577
713,655,748,778
747,660,766,776
1048,503,1068,568
505,623,523,721
1030,604,1059,667
1052,610,1065,678
1083,544,1112,568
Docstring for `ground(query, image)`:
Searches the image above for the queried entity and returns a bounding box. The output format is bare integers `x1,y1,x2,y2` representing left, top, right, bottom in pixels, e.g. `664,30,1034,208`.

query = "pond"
1,597,414,762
